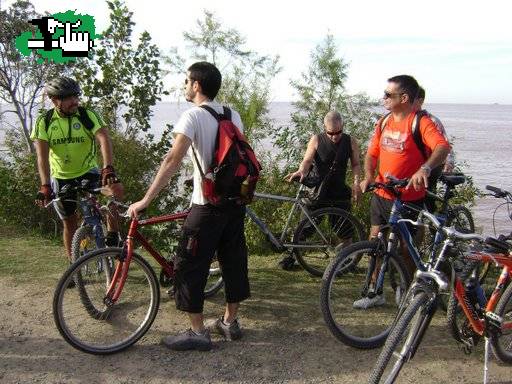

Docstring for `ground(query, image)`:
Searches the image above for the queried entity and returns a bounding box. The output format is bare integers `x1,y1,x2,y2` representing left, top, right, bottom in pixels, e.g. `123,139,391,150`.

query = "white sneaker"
353,295,386,309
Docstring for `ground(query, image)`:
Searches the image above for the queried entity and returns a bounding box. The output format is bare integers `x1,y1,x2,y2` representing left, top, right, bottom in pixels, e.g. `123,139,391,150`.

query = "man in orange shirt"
356,75,450,309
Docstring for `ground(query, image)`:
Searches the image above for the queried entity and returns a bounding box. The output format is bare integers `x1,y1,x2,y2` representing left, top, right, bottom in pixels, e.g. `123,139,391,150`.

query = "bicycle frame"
370,175,468,295
247,188,330,251
373,199,444,292
105,211,189,304
454,250,512,336
78,192,106,249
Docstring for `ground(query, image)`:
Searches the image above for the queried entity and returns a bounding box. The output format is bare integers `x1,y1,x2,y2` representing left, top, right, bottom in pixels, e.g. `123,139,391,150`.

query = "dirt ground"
1,273,512,384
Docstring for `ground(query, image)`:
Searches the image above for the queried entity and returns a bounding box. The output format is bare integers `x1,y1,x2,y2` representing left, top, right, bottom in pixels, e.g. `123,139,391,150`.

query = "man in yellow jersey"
32,77,123,263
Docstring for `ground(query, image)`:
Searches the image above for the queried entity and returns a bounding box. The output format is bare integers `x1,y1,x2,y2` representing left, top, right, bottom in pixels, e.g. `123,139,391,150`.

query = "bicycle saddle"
440,174,466,187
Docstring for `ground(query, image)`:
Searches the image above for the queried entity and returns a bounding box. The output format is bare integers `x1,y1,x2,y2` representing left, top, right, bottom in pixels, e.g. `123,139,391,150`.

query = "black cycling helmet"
45,76,81,99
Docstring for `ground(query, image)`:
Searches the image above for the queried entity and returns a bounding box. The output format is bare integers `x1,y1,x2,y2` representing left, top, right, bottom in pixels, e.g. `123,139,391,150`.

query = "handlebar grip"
486,185,506,197
484,237,511,253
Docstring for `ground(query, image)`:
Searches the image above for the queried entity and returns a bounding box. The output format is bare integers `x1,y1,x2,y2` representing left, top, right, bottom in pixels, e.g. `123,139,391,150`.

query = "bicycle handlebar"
367,175,408,197
486,185,511,199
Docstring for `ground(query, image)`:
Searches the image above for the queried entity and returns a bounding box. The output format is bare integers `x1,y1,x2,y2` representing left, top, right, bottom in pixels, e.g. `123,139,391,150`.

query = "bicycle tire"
491,281,512,363
293,207,365,277
53,248,160,355
369,291,435,384
204,256,224,298
449,205,475,234
71,225,115,318
71,225,101,262
320,240,411,349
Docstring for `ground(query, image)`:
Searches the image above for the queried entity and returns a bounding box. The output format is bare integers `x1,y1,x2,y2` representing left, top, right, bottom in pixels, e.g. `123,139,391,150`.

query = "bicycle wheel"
369,291,436,384
71,225,101,262
71,225,116,317
293,207,365,277
449,205,475,234
320,240,410,349
447,207,497,287
204,255,224,298
491,282,512,363
53,248,160,355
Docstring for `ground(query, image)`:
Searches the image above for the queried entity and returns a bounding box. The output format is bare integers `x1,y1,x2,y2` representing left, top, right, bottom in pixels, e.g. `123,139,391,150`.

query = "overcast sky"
5,0,512,104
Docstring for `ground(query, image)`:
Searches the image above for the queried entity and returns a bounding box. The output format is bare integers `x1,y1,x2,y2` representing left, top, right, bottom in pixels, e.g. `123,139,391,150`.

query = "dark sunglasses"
325,130,342,136
383,91,404,99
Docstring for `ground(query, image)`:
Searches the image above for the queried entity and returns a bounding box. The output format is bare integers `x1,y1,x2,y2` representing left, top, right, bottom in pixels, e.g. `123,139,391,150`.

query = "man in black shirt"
281,111,362,269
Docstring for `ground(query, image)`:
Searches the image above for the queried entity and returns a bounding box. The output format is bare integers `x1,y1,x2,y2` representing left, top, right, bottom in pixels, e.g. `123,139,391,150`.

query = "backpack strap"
379,112,392,132
42,106,95,131
411,109,429,160
78,106,95,130
199,104,232,121
44,108,54,130
190,145,207,179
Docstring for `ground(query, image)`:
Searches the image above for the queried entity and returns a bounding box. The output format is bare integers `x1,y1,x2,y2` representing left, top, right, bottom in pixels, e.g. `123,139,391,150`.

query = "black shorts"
51,170,100,219
370,194,424,227
173,203,250,313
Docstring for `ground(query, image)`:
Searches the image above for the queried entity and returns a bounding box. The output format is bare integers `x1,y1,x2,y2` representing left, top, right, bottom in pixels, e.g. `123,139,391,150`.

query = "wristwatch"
420,164,431,176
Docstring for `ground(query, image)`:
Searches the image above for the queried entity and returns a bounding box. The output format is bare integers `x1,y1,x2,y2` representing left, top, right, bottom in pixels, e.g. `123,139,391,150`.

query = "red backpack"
191,105,261,206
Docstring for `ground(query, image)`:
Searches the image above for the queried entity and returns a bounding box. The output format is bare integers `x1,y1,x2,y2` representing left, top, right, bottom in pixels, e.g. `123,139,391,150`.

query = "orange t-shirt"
367,112,450,201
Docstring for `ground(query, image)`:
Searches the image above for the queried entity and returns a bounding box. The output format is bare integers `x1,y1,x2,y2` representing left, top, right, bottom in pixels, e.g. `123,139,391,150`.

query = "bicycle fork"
103,243,131,306
372,233,397,297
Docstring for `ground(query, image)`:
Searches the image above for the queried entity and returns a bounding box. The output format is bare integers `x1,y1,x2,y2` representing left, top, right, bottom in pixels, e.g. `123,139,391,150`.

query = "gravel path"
1,276,511,384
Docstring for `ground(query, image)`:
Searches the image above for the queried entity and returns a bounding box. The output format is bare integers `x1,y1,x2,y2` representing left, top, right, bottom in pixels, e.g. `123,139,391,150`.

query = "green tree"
71,0,179,214
170,10,281,144
72,0,166,137
0,0,60,153
0,0,179,237
273,34,378,166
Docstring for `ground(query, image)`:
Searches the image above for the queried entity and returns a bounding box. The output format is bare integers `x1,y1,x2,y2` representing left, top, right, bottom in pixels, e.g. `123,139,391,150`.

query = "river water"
2,102,511,235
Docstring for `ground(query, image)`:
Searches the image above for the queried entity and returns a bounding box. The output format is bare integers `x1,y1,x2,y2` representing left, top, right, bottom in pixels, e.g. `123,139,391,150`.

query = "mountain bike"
446,185,512,353
45,182,129,315
247,183,365,277
320,174,471,349
44,180,126,262
67,181,125,263
368,211,512,384
52,206,227,355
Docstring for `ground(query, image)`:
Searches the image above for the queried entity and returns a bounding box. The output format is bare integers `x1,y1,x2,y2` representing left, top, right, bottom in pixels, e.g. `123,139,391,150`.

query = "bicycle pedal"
485,311,503,334
459,338,475,355
166,288,175,297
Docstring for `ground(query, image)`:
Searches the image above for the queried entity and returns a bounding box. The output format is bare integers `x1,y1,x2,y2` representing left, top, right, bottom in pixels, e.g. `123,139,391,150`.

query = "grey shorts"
51,169,100,220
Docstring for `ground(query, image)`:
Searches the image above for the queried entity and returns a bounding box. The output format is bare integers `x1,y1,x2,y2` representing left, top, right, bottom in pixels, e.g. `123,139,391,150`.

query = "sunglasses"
325,130,342,136
383,91,404,99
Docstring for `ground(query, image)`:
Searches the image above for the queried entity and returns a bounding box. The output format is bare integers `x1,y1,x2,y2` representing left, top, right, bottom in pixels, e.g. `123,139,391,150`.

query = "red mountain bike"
52,209,223,355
